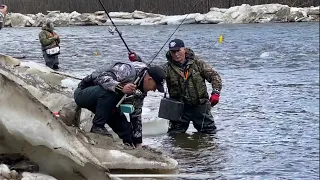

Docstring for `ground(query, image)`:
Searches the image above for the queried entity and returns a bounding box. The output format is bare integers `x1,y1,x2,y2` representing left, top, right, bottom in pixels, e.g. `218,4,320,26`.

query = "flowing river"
0,22,319,179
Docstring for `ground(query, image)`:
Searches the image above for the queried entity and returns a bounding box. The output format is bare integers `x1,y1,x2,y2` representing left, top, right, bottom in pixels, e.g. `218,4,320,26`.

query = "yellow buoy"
218,35,223,43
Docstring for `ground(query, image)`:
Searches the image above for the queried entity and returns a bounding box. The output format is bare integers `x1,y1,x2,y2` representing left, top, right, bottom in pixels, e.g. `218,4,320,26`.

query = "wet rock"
308,14,320,21
10,160,39,173
0,54,179,179
0,154,39,173
70,13,98,26
109,12,133,19
0,164,11,179
3,4,318,28
0,153,28,165
223,4,258,23
1,163,56,180
0,164,19,179
7,13,33,27
132,10,164,19
21,172,57,180
288,10,306,22
202,9,224,24
306,6,320,15
58,101,81,127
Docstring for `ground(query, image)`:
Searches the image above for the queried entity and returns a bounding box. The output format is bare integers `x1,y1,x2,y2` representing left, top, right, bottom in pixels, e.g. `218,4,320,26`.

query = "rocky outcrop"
3,4,319,27
0,54,178,180
0,154,57,180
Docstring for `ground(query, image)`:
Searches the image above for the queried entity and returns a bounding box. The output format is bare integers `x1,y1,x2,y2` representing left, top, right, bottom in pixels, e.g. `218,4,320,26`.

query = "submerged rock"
0,54,178,180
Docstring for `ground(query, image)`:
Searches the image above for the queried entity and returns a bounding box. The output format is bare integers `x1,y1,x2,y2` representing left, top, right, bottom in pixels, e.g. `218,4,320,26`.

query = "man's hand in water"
0,5,8,16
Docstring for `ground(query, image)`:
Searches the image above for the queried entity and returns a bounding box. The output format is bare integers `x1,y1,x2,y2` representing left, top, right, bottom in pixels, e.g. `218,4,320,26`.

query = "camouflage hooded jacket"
39,24,60,50
78,61,148,143
161,48,222,106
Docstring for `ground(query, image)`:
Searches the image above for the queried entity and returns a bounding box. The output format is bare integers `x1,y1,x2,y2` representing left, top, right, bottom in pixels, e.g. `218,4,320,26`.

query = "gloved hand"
128,52,142,62
209,90,220,106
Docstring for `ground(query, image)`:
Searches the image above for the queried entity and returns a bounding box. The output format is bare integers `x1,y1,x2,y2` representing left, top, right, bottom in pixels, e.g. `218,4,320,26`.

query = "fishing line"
145,0,205,67
115,0,205,107
98,0,132,53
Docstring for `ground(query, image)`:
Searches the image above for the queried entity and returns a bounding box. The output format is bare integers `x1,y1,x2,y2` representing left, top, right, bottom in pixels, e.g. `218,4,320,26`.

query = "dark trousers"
42,51,59,69
167,102,217,134
74,85,133,143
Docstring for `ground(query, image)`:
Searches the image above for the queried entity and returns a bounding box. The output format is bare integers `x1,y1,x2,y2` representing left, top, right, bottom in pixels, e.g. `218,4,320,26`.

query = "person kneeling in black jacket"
74,61,166,148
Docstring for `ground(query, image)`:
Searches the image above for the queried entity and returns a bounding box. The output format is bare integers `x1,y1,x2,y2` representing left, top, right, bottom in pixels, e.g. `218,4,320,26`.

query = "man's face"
0,5,7,16
170,47,186,63
143,74,157,92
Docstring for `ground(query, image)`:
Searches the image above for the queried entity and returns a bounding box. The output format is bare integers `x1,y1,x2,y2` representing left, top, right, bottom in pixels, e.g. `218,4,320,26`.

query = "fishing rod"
98,0,132,53
52,71,82,80
116,0,205,107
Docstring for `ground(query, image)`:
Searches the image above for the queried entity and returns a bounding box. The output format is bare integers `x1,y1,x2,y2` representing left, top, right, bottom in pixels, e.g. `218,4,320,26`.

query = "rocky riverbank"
2,4,319,28
0,154,57,180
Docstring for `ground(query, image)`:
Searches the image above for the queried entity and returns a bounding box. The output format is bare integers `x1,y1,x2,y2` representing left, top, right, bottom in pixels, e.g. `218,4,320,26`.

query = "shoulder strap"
189,61,202,104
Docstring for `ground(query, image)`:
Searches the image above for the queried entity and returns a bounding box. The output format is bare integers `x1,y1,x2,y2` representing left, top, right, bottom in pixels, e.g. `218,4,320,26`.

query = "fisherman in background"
39,21,60,70
161,39,222,134
74,59,166,148
0,4,7,29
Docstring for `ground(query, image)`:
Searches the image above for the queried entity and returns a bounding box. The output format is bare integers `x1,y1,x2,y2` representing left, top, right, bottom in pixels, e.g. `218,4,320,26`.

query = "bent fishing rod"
98,0,132,53
116,0,205,107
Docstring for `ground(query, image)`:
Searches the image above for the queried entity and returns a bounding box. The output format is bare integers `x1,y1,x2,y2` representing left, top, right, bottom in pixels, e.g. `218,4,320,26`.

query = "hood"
165,48,196,67
41,22,54,32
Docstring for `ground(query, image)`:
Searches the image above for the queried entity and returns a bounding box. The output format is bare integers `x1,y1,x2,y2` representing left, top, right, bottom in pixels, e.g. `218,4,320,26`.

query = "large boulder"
288,7,308,22
305,6,320,15
223,4,258,23
202,7,226,24
252,4,291,23
7,13,33,27
132,10,164,19
159,13,200,25
70,13,98,26
33,13,46,27
0,54,178,180
109,12,133,19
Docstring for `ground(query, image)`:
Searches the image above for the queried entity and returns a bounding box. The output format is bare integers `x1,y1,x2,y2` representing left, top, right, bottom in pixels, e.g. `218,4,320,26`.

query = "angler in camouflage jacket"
39,21,60,70
74,61,166,148
161,39,222,134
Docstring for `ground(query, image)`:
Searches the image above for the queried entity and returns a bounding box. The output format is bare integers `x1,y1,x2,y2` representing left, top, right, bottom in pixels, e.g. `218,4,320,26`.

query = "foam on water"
260,51,272,58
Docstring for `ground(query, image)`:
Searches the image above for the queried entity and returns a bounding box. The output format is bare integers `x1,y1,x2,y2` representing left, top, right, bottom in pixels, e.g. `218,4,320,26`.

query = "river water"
0,22,319,180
